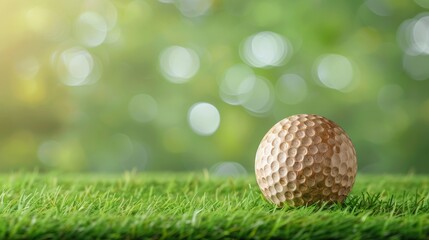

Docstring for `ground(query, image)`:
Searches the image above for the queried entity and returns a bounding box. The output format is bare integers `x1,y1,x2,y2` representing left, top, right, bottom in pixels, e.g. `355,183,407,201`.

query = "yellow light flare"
13,78,46,105
26,6,51,33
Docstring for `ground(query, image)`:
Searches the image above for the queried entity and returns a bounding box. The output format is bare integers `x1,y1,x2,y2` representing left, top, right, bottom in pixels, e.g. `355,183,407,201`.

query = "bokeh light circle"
55,47,102,86
160,46,200,84
412,16,429,54
315,54,354,91
240,31,292,68
275,74,308,104
239,76,274,115
219,66,275,115
219,64,256,105
87,0,118,30
176,0,212,17
75,11,108,47
188,102,220,136
397,13,429,55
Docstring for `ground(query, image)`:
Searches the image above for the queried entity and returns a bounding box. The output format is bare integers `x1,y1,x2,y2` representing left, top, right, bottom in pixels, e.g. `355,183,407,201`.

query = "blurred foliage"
0,0,429,173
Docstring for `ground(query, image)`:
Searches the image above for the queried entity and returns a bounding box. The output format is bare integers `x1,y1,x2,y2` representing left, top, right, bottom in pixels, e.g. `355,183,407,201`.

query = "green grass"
0,172,428,239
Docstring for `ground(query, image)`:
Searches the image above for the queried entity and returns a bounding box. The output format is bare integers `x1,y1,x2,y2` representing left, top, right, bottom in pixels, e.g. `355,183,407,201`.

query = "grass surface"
0,172,428,239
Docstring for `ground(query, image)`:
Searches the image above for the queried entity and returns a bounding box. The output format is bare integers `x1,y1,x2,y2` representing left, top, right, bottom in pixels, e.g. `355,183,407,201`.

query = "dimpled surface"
255,114,357,207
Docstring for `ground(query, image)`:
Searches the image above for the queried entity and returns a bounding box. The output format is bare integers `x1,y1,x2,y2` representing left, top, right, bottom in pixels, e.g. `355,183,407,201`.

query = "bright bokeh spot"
129,94,158,123
396,13,429,81
188,102,220,136
176,0,212,17
219,66,274,114
276,74,307,105
160,46,200,84
55,47,101,86
316,54,354,91
241,31,292,68
397,19,415,55
397,14,429,55
86,0,118,30
239,77,274,115
412,16,429,54
209,162,247,177
75,11,108,47
219,64,256,105
67,53,91,78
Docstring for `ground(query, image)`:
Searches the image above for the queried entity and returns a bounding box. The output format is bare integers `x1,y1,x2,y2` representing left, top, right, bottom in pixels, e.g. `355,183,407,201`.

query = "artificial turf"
0,172,428,239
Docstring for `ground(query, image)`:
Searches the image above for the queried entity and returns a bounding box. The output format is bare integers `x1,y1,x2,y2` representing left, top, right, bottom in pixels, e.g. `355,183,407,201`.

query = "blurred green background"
1,0,429,174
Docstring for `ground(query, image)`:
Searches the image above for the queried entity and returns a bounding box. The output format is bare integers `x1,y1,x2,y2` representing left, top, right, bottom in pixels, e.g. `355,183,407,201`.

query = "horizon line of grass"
0,173,428,239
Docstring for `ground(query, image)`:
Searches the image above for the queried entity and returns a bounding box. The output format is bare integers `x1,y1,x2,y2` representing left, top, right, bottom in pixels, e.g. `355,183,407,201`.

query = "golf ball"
255,114,357,206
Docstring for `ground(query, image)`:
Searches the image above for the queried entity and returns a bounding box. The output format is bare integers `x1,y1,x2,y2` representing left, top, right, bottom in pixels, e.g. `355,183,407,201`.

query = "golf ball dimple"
255,114,357,206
